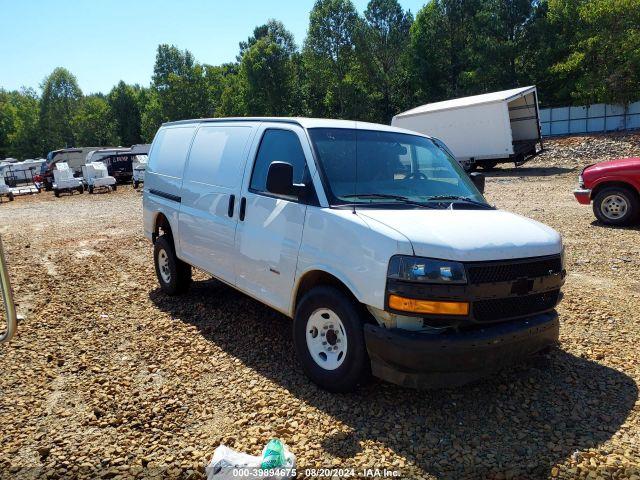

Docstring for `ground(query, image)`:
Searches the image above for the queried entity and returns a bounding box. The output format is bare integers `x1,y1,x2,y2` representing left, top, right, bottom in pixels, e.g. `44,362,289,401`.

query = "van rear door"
234,124,312,314
178,123,257,283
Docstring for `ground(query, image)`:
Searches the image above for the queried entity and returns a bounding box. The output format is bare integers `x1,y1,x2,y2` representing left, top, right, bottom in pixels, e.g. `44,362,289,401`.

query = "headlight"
578,175,584,188
387,255,467,284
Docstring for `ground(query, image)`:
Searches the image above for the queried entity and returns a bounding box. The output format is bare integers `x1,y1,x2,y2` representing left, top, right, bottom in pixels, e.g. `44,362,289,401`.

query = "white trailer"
392,86,543,170
82,162,116,193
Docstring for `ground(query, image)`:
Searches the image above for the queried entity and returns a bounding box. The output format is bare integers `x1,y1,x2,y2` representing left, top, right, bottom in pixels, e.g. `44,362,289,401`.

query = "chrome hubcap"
601,194,628,220
305,308,348,370
158,249,171,283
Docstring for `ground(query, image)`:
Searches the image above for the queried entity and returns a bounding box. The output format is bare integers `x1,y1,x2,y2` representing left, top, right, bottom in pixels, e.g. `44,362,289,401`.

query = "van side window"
186,126,252,188
250,129,307,194
149,126,196,178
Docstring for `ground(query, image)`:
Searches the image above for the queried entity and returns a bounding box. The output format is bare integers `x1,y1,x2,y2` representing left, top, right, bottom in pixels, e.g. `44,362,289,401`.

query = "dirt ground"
0,133,639,480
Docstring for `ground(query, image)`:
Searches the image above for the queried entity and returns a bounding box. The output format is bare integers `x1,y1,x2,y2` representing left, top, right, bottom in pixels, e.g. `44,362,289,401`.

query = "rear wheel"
54,190,60,198
153,235,192,295
77,185,84,194
8,192,14,201
112,184,117,191
294,286,370,392
593,186,639,226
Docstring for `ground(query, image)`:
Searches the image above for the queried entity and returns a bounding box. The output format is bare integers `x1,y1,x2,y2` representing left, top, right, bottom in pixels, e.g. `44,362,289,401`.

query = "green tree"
140,89,164,142
39,67,83,151
410,0,484,103
0,89,18,158
151,45,212,121
238,19,297,59
303,0,361,118
357,0,413,122
73,95,119,146
240,21,299,116
7,88,41,158
108,81,143,146
551,0,640,104
476,0,537,91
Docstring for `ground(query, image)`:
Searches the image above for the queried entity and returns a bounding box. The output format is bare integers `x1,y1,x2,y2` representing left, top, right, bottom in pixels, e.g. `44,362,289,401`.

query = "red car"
574,157,640,225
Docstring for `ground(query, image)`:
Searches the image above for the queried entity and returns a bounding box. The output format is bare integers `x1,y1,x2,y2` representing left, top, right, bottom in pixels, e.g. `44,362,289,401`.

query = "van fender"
291,264,364,316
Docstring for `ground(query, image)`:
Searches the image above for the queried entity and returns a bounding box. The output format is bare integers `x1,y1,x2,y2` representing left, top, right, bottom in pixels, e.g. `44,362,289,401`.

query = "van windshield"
308,128,487,208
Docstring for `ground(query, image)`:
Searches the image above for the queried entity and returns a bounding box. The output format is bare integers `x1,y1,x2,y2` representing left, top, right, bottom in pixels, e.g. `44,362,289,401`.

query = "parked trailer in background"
0,158,44,195
392,86,543,171
40,147,107,191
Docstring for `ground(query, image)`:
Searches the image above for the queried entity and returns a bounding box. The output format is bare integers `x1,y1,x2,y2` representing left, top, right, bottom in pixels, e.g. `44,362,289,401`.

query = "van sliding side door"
178,123,256,284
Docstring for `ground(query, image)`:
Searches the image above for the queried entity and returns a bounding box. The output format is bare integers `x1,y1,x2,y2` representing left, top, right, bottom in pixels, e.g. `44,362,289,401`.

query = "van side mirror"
266,162,305,197
469,172,485,194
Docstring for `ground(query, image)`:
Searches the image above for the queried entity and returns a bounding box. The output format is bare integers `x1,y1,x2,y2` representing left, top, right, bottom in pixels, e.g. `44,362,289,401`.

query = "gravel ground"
0,133,639,480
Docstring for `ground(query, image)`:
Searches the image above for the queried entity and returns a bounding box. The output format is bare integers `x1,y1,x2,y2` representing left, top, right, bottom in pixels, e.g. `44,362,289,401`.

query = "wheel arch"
292,269,364,316
152,211,174,243
592,180,640,200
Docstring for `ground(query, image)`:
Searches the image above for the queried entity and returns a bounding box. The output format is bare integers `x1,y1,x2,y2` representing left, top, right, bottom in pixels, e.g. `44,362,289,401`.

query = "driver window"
250,129,308,194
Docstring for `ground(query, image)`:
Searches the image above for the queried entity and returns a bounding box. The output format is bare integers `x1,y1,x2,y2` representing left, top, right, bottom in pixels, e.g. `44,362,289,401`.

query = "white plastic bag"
206,441,296,480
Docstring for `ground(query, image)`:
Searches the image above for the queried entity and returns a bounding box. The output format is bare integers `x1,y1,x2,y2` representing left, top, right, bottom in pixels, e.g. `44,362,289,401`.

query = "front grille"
473,290,560,322
467,256,562,284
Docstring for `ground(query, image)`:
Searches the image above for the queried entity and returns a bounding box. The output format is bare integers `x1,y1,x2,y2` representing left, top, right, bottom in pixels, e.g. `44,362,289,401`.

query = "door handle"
228,194,235,217
239,197,247,221
0,235,17,343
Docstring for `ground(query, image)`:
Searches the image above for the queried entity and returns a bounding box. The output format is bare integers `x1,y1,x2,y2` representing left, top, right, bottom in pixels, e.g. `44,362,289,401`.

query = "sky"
1,0,426,95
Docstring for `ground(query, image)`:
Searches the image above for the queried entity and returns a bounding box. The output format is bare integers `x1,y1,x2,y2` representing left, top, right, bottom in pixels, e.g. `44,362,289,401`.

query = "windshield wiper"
341,193,437,209
426,195,494,209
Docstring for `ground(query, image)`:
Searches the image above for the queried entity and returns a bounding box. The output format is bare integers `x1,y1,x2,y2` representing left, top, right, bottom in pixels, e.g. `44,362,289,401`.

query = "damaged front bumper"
364,311,559,389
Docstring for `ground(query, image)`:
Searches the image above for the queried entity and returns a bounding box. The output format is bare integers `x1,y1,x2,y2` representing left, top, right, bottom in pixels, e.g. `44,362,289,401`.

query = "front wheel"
294,286,370,392
593,186,639,226
8,192,14,201
153,235,192,295
112,184,117,191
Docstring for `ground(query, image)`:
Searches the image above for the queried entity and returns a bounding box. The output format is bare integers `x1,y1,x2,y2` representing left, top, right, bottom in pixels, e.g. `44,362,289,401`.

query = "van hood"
357,209,562,261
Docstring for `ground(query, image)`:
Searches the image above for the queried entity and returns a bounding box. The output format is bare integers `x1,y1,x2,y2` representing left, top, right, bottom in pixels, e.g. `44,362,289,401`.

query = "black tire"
88,185,94,194
480,161,498,171
77,185,84,194
133,181,139,189
8,192,14,201
293,286,370,392
593,186,639,226
153,235,192,295
112,184,117,191
54,190,60,198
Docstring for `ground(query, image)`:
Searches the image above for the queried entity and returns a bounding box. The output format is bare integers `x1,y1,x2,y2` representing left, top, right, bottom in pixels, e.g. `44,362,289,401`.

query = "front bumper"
573,188,591,204
364,311,559,389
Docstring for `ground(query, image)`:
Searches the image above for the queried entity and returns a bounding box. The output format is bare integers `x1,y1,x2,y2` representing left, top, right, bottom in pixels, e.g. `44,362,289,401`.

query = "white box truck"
392,86,543,171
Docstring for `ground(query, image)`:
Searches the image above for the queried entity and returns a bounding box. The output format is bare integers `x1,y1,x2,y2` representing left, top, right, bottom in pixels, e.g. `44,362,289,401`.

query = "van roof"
161,117,428,137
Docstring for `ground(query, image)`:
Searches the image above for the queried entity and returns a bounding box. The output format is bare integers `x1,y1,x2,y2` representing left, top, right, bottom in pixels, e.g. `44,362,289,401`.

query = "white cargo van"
143,118,565,392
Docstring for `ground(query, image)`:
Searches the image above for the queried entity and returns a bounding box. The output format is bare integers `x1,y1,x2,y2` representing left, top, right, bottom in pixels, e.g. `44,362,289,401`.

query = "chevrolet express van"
143,118,565,392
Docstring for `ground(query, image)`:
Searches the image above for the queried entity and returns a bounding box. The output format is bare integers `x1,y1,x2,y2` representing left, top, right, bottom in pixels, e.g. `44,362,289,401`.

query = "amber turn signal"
388,295,469,315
